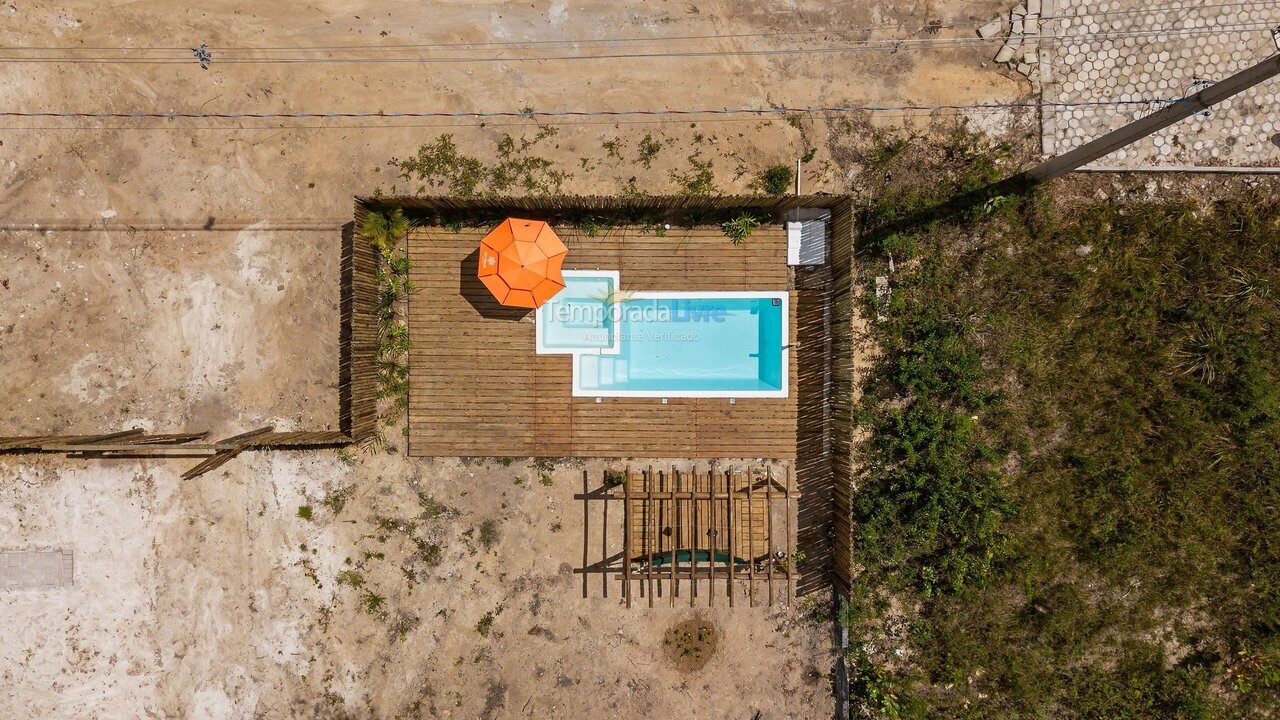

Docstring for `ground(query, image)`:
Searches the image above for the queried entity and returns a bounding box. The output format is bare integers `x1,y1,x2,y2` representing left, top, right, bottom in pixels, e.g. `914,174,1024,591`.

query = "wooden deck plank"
407,225,800,458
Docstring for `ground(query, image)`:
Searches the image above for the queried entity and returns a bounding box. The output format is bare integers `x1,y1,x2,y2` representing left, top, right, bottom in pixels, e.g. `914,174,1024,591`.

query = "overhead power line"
0,97,1200,123
0,0,1270,54
0,18,1274,63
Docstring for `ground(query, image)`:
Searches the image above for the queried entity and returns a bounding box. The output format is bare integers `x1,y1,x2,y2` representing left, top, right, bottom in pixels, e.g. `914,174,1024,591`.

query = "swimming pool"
535,271,788,398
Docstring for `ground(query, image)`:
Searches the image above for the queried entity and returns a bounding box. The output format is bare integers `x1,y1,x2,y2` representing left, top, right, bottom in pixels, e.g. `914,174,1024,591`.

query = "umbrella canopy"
477,218,568,308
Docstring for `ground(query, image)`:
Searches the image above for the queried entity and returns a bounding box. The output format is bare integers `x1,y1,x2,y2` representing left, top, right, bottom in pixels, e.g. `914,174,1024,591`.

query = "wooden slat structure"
340,216,381,444
576,465,796,608
405,224,799,457
0,429,351,478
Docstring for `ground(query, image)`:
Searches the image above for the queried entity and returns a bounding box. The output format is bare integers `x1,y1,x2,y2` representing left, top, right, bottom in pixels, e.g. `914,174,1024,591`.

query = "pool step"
579,354,630,388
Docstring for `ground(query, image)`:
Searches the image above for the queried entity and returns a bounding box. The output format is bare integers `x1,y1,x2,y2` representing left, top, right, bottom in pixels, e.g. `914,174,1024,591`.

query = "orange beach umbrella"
477,218,568,308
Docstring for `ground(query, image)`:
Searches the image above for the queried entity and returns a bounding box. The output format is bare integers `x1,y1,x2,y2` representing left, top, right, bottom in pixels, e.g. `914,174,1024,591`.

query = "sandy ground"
1,1,1026,718
1,453,836,719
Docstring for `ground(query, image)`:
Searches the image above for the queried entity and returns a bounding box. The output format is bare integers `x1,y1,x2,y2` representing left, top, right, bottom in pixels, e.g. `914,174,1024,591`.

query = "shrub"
721,212,764,244
758,164,793,195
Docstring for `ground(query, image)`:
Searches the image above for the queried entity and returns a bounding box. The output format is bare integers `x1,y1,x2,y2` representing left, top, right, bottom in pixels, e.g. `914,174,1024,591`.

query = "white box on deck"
785,208,829,266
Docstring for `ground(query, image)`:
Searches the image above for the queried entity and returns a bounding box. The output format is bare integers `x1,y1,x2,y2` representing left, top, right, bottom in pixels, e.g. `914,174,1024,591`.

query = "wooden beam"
582,470,590,599
575,490,754,501
602,476,609,599
646,465,655,609
216,425,275,445
181,426,275,479
64,429,145,445
573,552,625,573
603,569,793,582
726,468,735,608
708,470,717,609
690,467,698,607
767,466,775,606
623,465,632,609
787,464,795,604
747,467,756,608
180,449,241,480
670,465,678,607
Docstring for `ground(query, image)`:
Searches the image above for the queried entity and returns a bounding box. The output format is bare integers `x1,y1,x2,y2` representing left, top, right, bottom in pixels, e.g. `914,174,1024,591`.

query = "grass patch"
296,505,313,521
846,122,1280,718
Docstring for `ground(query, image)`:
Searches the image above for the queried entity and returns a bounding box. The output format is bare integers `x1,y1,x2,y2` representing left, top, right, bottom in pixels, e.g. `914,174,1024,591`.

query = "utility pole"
1019,51,1280,184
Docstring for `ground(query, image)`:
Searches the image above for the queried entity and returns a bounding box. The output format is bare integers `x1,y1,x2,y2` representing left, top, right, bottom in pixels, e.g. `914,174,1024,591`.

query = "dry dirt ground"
2,1,1026,718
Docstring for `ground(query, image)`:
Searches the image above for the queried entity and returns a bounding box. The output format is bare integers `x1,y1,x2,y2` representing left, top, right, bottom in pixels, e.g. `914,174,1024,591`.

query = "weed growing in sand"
395,130,569,197
637,133,663,168
360,590,387,618
670,153,717,195
478,519,501,551
475,612,496,637
336,570,364,588
296,505,313,521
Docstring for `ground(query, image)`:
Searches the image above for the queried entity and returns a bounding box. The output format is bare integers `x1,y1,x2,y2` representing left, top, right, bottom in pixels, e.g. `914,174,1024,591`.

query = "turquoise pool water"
536,271,787,397
576,296,786,395
537,275,616,351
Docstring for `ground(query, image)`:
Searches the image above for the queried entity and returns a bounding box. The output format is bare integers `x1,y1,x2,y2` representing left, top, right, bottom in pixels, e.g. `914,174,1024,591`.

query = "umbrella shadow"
459,249,534,321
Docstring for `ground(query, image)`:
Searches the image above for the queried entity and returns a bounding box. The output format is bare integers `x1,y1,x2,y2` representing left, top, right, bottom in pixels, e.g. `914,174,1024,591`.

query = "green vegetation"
296,505,313,521
475,612,496,637
335,570,364,588
360,590,387,619
359,208,414,439
757,164,793,195
670,153,717,195
396,130,569,196
847,123,1280,718
477,519,501,551
637,133,663,169
720,212,765,245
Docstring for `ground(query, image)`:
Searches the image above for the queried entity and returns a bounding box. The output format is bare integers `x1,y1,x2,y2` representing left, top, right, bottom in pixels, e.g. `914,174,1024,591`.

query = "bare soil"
1,1,1024,717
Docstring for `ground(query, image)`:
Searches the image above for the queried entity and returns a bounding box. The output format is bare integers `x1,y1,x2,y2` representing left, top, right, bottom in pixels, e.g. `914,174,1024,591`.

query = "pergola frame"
575,465,796,608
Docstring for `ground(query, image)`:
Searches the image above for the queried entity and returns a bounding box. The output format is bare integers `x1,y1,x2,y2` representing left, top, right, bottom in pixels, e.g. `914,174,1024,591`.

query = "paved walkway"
1042,0,1280,167
1,550,74,590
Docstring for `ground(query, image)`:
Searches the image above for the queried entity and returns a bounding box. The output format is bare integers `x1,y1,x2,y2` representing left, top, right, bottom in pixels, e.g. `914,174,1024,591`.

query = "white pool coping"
535,270,621,356
536,271,789,399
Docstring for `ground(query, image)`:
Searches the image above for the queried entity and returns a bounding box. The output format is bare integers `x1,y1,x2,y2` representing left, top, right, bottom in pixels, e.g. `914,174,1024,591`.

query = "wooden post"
623,465,632,609
766,466,775,606
747,467,756,608
787,464,795,604
602,476,609,599
726,468,735,608
670,465,678,606
690,467,698,607
646,464,655,609
582,470,590,599
708,471,717,609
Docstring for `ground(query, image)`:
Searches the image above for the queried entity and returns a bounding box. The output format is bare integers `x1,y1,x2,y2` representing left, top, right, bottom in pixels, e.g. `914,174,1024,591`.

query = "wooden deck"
407,225,799,458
